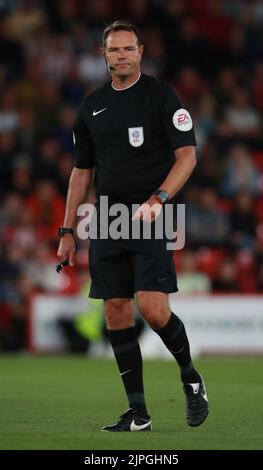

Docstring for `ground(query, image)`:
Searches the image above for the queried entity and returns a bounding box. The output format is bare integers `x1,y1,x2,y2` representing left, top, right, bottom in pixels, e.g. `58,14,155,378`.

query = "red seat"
236,250,257,293
252,151,263,172
255,198,263,222
196,247,226,279
173,251,184,271
218,198,233,213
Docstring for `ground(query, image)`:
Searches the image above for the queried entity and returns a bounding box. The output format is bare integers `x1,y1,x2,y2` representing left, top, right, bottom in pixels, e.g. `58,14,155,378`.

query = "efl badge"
173,109,193,131
128,127,144,147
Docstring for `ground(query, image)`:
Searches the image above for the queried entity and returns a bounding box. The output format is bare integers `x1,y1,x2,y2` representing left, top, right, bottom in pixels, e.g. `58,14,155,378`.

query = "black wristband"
58,227,74,238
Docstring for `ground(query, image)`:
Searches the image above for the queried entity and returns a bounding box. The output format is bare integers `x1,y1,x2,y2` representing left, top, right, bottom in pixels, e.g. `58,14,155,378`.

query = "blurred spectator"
221,144,260,197
15,57,44,107
60,62,86,107
27,179,65,241
252,62,263,113
230,190,257,251
0,244,26,287
47,0,82,34
10,158,32,197
214,67,239,108
17,105,37,157
3,207,38,252
35,81,62,138
175,67,206,110
193,139,221,189
156,0,186,50
41,34,74,84
0,131,18,195
56,152,74,197
0,85,19,133
33,138,60,181
221,24,250,70
186,187,230,247
194,93,217,150
224,87,262,143
0,193,24,234
212,258,240,292
25,242,70,292
78,41,108,84
54,107,75,152
194,0,234,48
8,0,47,42
85,0,113,30
177,250,211,294
0,13,25,78
0,274,33,352
170,16,213,78
141,29,167,79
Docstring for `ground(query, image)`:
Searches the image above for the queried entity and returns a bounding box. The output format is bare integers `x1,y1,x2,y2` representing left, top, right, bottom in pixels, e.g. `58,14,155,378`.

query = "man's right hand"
57,234,75,267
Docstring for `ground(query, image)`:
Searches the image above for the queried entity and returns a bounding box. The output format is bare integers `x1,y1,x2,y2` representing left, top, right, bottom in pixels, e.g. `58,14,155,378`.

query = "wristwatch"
58,227,74,238
152,189,170,204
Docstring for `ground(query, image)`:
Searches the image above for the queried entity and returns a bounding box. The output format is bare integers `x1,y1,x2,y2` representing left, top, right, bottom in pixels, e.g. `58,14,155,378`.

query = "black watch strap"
59,227,74,238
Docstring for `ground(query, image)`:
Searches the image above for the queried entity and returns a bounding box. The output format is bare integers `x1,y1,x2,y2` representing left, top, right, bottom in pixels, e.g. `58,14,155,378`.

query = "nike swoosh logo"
200,376,208,402
158,277,168,282
130,419,151,431
92,107,107,116
189,383,200,394
170,346,184,354
120,369,132,376
188,379,208,401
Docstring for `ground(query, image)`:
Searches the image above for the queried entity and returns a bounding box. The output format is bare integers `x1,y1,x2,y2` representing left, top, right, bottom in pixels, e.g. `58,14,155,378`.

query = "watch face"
154,190,169,203
160,192,167,203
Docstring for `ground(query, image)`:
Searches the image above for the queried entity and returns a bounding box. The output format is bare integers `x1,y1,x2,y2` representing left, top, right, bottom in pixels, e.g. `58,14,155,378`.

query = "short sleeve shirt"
73,73,196,204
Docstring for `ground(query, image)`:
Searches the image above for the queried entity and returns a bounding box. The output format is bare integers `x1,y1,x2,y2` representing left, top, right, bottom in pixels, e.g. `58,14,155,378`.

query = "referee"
57,20,209,432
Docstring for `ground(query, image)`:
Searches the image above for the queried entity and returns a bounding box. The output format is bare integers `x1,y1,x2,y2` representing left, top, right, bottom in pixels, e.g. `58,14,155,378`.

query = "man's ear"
100,47,105,57
139,44,144,60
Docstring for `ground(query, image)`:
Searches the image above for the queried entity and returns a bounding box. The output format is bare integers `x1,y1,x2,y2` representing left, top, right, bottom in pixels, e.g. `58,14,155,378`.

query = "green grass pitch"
0,356,262,450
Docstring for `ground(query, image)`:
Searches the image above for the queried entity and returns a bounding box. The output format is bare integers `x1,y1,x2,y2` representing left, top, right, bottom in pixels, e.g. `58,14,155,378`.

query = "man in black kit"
57,20,209,432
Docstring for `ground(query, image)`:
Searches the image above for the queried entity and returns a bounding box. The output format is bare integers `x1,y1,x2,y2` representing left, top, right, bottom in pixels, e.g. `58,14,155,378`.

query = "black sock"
108,327,148,417
154,312,200,383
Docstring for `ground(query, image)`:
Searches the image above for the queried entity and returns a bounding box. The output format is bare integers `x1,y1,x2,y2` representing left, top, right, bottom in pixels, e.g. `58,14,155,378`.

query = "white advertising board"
30,295,263,356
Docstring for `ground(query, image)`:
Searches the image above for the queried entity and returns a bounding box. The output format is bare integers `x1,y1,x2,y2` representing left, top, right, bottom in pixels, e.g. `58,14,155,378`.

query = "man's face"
103,30,144,79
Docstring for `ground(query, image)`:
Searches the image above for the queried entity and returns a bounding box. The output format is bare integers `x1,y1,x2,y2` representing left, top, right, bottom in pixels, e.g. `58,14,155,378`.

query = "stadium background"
1,0,263,353
0,0,263,448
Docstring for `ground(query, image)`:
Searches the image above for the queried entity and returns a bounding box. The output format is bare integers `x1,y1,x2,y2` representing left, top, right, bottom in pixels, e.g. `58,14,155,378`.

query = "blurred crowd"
1,0,263,351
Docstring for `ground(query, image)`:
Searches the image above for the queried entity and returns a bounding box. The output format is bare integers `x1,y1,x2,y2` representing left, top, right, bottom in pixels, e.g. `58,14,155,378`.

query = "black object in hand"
56,258,69,273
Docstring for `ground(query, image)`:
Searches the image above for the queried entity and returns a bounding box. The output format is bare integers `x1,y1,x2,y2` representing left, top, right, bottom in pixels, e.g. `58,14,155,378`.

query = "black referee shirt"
73,73,196,204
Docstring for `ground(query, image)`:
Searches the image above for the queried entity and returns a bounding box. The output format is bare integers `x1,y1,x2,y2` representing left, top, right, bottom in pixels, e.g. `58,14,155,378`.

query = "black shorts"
89,237,178,299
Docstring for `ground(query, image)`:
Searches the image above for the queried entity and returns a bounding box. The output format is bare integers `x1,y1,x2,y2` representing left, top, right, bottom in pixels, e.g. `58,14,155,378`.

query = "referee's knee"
104,298,134,330
137,296,170,329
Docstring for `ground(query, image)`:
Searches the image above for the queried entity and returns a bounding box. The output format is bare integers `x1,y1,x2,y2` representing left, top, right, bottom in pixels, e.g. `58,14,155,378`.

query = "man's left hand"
132,196,163,222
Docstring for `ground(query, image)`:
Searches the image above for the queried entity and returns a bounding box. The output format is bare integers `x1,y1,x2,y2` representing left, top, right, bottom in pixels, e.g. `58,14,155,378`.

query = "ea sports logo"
173,108,193,131
178,113,189,124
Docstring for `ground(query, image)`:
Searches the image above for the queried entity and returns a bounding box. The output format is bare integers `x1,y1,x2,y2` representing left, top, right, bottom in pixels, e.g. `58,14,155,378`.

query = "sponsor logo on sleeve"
173,108,193,131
